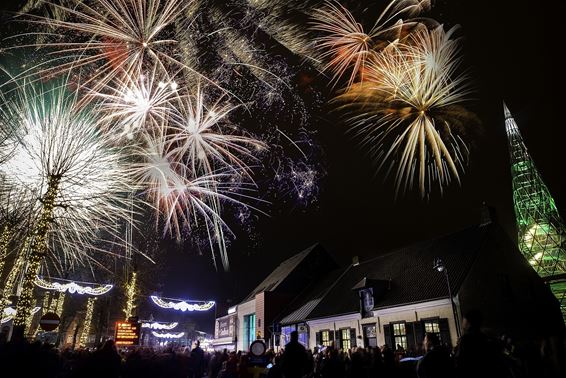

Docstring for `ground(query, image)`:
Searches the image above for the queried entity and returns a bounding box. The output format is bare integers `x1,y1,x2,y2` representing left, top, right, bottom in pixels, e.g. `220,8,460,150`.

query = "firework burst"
337,25,474,198
168,84,266,177
0,81,135,265
0,80,135,327
312,0,431,88
131,128,261,270
93,66,180,140
10,0,192,93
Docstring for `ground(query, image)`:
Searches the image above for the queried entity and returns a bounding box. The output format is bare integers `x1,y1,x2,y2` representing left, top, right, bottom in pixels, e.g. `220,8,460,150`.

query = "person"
280,331,309,378
82,339,121,378
455,309,511,378
416,333,454,378
189,340,205,378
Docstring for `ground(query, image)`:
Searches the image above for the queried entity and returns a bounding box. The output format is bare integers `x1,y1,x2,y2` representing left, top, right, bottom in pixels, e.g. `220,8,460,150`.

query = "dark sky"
1,0,564,333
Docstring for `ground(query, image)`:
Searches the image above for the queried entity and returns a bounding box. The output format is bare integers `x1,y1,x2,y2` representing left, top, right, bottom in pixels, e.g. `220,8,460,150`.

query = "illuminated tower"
504,102,566,320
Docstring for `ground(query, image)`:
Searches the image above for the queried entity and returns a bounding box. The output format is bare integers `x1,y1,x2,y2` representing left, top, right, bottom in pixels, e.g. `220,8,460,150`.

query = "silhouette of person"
189,340,205,378
417,332,454,378
280,331,309,378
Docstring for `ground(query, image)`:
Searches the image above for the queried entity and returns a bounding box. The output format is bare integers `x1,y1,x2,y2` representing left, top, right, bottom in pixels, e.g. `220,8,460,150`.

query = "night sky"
0,0,564,334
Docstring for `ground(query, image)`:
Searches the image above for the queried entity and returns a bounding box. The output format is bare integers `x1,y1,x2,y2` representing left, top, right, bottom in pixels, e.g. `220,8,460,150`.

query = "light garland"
42,292,51,313
123,271,138,319
1,306,41,324
79,297,97,347
151,331,185,339
0,224,11,283
141,321,179,330
0,238,29,319
55,292,66,316
150,296,215,312
35,276,113,296
14,175,61,328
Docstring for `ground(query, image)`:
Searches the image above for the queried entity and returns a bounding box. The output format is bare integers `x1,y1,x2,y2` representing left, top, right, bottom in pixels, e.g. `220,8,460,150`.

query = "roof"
279,267,348,325
279,224,493,322
240,243,322,303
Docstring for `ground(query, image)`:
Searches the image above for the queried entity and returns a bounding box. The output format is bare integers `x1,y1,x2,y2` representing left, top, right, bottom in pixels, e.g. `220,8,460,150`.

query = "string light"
14,174,61,328
151,331,185,339
55,293,66,317
123,271,138,319
79,297,97,348
150,296,215,312
0,224,11,282
0,237,29,318
141,321,179,330
42,292,51,313
35,276,114,296
1,306,41,324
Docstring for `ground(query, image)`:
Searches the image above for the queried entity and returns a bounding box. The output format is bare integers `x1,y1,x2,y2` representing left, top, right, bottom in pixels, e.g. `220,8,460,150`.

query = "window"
281,325,294,345
341,329,351,350
321,330,331,346
424,319,441,342
424,320,440,334
392,322,407,351
243,314,256,350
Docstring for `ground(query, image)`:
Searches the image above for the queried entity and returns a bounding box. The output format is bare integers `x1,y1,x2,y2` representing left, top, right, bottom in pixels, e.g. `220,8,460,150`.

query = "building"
212,310,237,351
212,243,337,351
277,210,564,352
504,103,566,320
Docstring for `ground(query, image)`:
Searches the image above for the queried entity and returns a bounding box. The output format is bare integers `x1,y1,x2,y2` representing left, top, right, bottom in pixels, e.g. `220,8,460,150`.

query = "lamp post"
433,258,461,338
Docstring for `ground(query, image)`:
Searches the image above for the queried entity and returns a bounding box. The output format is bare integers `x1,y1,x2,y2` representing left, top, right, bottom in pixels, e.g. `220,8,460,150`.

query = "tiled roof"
280,298,323,325
240,243,321,303
279,224,494,323
278,267,349,324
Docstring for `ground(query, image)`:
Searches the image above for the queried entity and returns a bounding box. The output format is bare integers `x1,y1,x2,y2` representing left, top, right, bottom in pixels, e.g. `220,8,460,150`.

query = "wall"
307,313,361,349
236,299,255,351
368,299,458,347
302,299,458,350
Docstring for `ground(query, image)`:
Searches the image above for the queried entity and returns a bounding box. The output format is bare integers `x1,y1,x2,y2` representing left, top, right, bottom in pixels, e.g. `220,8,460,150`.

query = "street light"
433,258,461,338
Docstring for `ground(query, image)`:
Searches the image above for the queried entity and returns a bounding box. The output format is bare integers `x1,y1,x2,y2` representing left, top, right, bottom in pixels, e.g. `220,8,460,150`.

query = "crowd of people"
0,311,563,377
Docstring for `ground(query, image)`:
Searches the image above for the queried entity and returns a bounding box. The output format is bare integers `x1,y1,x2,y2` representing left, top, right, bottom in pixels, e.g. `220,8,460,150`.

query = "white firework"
0,81,135,268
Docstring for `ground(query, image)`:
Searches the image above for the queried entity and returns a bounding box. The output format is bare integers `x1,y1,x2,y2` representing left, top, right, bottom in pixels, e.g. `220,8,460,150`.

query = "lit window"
424,320,441,343
243,314,256,350
392,323,407,350
341,329,351,350
321,330,331,346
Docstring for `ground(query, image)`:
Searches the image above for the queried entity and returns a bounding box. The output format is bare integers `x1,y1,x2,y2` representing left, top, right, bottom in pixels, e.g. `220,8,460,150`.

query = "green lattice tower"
504,102,566,321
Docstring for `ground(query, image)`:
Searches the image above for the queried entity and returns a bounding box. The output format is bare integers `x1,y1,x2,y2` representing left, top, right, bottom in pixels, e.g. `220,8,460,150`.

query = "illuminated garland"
35,276,113,296
14,175,61,328
151,331,185,339
55,293,66,316
123,271,138,319
1,306,41,324
0,224,11,283
141,321,179,330
0,238,29,319
79,297,97,347
150,296,215,312
42,292,51,312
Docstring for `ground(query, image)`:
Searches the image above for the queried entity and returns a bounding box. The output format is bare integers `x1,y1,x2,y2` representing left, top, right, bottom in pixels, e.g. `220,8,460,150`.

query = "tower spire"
504,102,566,321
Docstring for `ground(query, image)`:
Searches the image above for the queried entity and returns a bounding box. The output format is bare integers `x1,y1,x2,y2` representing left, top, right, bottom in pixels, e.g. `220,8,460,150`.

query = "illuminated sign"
115,321,141,346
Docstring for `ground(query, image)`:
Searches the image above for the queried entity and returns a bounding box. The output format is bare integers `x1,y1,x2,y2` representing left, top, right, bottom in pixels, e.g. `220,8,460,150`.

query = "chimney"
352,256,360,266
480,202,497,226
